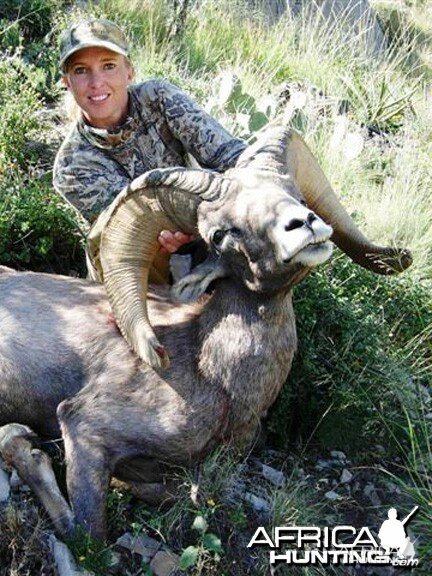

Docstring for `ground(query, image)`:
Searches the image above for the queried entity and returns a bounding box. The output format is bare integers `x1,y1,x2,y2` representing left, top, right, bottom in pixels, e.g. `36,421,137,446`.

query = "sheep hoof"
172,273,208,303
172,257,229,303
0,424,35,452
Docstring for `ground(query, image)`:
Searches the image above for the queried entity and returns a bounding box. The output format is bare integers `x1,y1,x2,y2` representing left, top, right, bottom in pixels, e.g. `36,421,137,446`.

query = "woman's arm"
139,79,247,171
53,132,130,224
54,133,194,252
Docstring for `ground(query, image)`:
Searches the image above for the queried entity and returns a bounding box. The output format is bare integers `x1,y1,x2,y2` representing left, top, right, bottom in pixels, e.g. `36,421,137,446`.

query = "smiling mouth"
89,94,110,102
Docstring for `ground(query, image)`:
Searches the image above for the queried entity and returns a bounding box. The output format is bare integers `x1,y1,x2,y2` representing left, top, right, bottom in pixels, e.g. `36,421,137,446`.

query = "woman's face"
63,46,133,130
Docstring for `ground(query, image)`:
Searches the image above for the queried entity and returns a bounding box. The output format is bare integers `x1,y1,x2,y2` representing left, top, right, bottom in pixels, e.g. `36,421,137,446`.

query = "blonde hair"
64,90,83,122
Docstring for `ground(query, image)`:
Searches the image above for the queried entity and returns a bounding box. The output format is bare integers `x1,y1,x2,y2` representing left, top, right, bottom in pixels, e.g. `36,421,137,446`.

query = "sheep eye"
212,229,226,246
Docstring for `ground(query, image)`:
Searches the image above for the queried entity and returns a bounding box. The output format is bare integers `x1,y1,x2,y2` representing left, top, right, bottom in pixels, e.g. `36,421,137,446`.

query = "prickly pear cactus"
205,70,278,139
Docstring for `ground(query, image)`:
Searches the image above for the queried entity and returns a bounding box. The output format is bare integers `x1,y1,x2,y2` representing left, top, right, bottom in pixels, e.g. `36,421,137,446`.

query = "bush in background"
0,0,84,273
0,175,85,274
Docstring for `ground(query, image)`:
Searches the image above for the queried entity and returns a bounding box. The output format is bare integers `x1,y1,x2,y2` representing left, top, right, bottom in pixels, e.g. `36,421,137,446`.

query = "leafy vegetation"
0,0,431,574
0,174,84,273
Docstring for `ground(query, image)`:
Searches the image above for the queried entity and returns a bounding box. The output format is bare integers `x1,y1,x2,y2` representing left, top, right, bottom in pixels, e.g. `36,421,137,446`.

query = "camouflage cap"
59,19,129,72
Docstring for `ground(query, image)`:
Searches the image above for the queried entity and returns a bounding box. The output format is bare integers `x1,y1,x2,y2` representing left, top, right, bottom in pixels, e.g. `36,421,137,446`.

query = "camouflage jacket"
53,79,246,223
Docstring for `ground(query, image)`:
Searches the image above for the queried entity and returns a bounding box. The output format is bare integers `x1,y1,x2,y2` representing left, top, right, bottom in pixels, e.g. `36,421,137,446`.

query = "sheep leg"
171,254,229,302
59,414,111,541
0,423,74,537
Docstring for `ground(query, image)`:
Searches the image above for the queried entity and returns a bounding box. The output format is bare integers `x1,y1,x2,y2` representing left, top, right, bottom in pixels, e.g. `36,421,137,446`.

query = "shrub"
0,54,45,175
0,175,85,274
268,255,432,454
0,0,63,43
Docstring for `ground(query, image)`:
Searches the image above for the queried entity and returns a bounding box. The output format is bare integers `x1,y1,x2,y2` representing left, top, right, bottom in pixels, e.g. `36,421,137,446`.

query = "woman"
53,18,247,255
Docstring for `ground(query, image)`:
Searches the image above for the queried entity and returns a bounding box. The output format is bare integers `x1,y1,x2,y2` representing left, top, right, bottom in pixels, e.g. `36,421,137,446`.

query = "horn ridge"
235,124,291,173
130,167,228,201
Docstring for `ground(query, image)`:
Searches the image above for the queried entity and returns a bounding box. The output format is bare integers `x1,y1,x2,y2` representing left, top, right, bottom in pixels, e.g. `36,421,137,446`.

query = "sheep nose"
306,212,317,230
284,212,317,232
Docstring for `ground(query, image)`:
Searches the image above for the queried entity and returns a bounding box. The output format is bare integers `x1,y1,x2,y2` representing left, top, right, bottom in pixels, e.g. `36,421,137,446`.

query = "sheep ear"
171,256,229,303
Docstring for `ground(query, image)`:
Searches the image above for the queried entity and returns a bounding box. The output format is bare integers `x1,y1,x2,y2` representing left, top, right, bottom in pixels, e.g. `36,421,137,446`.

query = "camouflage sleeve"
145,79,247,171
53,137,129,223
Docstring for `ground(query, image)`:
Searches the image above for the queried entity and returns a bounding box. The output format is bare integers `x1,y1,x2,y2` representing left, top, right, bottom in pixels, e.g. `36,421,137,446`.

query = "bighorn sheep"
0,125,411,541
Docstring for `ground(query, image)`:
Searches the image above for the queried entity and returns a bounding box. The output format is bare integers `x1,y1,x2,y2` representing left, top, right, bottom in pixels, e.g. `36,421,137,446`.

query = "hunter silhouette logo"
378,506,418,558
248,505,420,567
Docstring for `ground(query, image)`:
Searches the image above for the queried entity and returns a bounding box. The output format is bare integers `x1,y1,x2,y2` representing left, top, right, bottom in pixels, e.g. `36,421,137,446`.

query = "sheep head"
194,169,333,294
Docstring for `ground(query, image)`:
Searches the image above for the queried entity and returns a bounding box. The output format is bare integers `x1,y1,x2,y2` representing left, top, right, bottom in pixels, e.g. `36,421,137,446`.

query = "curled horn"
237,125,412,275
87,167,229,370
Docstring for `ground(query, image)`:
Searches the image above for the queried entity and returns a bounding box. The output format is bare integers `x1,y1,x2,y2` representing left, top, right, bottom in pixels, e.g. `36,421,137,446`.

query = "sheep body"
0,262,298,537
0,266,296,448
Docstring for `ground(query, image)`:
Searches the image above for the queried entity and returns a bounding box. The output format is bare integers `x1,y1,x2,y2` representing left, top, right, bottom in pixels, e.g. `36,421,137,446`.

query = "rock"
385,482,401,496
10,469,23,489
315,458,333,470
363,482,374,496
363,483,381,507
330,450,346,462
340,469,353,484
262,464,285,488
244,492,271,514
296,467,306,479
247,0,387,55
115,532,161,562
49,534,89,576
108,552,121,569
316,456,346,470
352,481,361,494
0,468,10,502
297,0,386,54
149,550,180,576
324,490,340,501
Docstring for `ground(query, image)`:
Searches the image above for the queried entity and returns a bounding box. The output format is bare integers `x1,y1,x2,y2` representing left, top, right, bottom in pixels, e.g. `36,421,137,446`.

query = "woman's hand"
158,230,195,254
